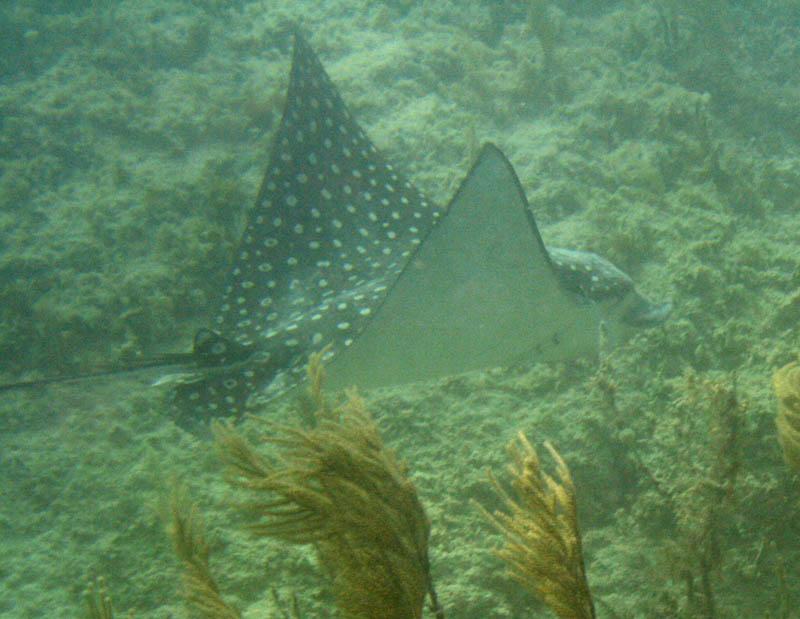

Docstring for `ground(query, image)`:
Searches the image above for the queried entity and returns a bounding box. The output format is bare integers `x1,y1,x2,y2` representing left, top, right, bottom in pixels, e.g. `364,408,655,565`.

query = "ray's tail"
0,329,254,393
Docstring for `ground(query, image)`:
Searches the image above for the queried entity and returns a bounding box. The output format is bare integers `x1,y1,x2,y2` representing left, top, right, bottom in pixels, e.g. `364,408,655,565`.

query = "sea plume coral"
164,483,242,619
84,577,114,619
212,350,442,618
773,360,800,472
476,433,595,619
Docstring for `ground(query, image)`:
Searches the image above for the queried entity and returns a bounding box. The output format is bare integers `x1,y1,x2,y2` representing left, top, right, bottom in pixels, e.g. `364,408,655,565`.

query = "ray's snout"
622,294,673,328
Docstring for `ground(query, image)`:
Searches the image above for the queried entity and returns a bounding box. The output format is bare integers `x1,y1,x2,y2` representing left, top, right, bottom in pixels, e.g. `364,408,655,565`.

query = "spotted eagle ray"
0,32,671,421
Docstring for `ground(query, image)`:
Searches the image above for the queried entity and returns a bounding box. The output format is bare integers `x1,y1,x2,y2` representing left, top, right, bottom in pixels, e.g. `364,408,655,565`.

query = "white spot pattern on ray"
182,33,441,418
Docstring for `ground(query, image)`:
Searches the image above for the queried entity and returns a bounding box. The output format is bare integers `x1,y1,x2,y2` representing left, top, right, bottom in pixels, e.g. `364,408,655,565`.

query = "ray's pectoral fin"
326,143,605,390
191,329,256,367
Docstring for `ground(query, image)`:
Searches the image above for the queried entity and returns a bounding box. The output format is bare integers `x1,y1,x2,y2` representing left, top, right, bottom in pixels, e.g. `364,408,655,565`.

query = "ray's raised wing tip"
472,142,508,165
470,143,525,187
290,26,319,56
291,26,306,46
477,141,503,155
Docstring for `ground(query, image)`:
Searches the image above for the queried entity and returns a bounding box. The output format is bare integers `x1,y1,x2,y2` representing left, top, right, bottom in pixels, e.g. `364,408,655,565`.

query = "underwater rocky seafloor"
1,0,800,616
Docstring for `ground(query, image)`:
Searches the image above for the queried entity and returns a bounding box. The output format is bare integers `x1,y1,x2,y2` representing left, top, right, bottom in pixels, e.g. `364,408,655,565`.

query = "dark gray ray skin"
167,33,671,422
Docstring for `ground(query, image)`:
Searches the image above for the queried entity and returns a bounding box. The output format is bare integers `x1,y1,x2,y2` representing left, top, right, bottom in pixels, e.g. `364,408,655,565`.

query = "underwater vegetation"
79,351,800,618
774,361,800,473
210,364,439,618
85,352,599,618
475,434,595,619
653,372,741,618
85,577,114,619
526,0,556,73
164,482,243,619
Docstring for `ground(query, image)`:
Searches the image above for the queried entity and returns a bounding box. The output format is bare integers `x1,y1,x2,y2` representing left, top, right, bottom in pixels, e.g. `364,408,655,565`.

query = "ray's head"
548,246,672,345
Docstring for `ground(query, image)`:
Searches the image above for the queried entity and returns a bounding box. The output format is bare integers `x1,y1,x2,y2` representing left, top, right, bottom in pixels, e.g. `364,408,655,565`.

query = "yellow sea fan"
773,361,800,472
476,434,595,619
213,363,440,619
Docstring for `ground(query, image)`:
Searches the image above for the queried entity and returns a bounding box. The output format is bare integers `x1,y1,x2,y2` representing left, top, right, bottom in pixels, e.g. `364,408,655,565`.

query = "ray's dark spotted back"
171,34,441,421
